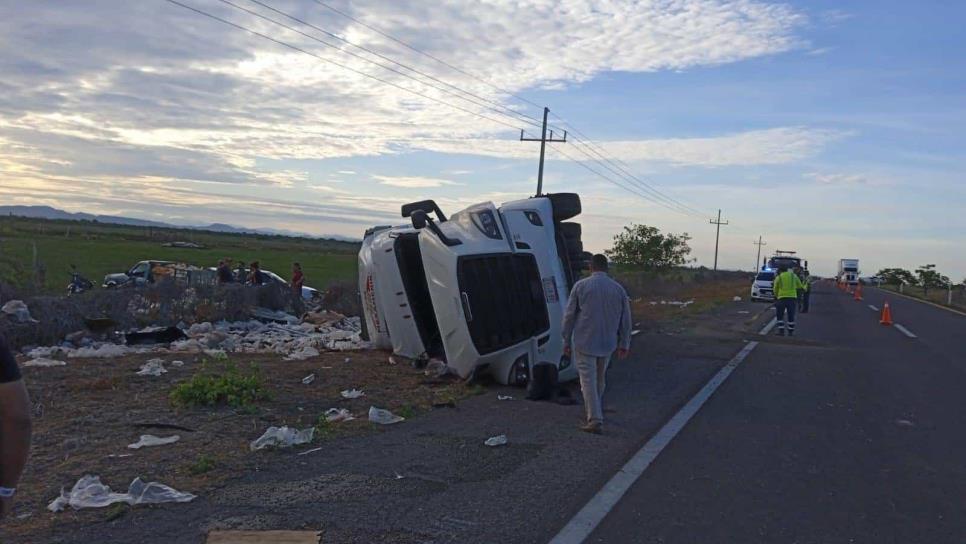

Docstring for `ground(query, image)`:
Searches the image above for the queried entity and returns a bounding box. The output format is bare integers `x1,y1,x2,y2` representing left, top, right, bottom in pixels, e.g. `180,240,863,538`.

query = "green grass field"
0,216,360,294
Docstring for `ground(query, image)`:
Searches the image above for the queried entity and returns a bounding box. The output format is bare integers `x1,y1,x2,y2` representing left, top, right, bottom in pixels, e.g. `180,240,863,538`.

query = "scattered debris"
344,357,351,363
424,358,450,378
296,447,324,456
2,300,37,323
136,359,168,377
251,307,299,324
631,329,641,336
23,358,67,368
171,360,185,367
285,346,320,361
368,406,404,425
302,310,346,326
895,419,915,427
69,344,131,359
733,296,742,302
127,435,180,449
341,388,365,399
47,475,195,512
301,373,316,385
388,356,398,365
249,426,315,451
324,408,355,422
497,395,514,401
737,310,750,314
484,435,508,447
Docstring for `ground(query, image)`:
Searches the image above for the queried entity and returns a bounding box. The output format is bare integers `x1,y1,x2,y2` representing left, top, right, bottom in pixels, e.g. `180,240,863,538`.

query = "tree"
915,264,949,295
875,267,916,286
606,224,693,270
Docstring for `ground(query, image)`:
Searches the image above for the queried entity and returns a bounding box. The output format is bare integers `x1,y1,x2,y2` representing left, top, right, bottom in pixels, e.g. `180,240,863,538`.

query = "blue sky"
0,1,962,279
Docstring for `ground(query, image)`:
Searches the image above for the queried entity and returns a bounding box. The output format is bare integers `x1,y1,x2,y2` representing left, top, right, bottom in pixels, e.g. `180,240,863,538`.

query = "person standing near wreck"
0,335,32,520
291,262,304,297
248,261,265,286
562,254,632,434
216,260,233,284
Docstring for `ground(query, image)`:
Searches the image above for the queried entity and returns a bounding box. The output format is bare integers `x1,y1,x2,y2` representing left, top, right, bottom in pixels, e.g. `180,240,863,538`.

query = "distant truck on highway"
838,259,860,285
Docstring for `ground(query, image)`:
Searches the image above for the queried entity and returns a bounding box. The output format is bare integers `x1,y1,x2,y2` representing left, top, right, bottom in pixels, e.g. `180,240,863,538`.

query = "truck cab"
359,194,586,385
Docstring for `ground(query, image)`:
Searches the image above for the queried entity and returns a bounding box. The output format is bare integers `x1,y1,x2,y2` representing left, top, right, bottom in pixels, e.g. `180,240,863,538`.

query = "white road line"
548,341,760,544
868,305,879,311
894,323,918,339
758,317,777,336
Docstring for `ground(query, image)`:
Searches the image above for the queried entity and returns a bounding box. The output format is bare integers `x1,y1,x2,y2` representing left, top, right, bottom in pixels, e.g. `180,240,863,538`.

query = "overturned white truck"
359,193,588,386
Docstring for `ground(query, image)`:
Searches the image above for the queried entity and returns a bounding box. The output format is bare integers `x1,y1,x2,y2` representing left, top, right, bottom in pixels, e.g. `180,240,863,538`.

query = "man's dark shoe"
580,422,602,434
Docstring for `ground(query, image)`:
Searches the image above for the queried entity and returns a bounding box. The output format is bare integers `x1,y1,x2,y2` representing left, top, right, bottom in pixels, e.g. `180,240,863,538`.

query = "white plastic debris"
136,359,167,376
341,389,365,399
497,395,514,401
23,358,67,367
301,373,316,385
324,408,355,422
127,435,180,449
297,447,323,456
249,426,315,451
171,360,185,367
733,296,742,302
285,346,320,361
1,300,37,323
631,329,641,336
187,322,214,337
344,357,351,363
368,406,404,425
424,359,450,378
484,435,508,447
69,344,131,359
47,475,195,512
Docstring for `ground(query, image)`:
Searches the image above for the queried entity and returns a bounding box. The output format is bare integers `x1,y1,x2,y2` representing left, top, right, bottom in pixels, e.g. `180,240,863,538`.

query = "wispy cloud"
805,172,867,185
373,175,461,188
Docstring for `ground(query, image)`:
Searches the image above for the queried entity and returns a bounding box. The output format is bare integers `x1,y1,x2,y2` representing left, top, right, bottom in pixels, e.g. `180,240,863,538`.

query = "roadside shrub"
188,454,216,475
170,362,270,408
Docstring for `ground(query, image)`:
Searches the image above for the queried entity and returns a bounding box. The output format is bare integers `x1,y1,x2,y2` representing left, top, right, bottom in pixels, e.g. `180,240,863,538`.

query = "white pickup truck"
359,194,587,386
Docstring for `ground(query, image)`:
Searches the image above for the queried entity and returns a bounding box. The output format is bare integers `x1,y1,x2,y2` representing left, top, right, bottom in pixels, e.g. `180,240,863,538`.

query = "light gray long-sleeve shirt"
561,272,632,357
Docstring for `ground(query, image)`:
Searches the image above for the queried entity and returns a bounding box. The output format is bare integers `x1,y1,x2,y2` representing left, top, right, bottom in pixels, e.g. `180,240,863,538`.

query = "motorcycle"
67,265,94,296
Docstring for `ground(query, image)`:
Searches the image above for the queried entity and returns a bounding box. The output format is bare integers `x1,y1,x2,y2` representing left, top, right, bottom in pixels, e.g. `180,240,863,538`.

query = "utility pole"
521,107,567,195
709,209,729,271
753,236,767,272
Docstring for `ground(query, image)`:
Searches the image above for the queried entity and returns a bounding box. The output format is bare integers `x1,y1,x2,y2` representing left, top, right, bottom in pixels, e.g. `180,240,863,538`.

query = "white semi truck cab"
838,259,860,284
359,194,587,386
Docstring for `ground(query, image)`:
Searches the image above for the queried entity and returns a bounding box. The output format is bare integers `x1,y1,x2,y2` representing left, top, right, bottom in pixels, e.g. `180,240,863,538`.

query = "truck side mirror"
410,210,428,230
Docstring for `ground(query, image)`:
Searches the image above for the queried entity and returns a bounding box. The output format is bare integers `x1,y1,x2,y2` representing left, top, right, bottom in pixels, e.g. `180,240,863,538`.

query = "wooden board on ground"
206,530,321,543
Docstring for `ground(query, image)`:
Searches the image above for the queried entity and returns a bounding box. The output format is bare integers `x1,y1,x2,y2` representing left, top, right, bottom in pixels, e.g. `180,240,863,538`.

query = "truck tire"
558,222,581,240
546,193,581,221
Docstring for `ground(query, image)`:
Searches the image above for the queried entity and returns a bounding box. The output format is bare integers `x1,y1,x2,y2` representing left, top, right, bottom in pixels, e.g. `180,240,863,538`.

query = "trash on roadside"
733,296,742,302
341,389,365,399
69,344,131,359
125,326,187,346
249,426,315,451
285,346,320,361
251,307,299,324
324,408,355,422
737,310,750,314
47,475,195,512
344,357,351,363
297,447,324,456
631,329,641,336
301,373,316,385
497,395,514,401
484,435,508,447
388,356,398,365
895,419,915,427
302,310,345,326
368,406,404,425
1,300,37,323
136,359,167,376
127,434,180,449
171,360,185,367
23,358,67,368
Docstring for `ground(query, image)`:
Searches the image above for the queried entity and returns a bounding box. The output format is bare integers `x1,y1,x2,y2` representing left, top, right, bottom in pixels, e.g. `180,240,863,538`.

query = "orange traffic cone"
854,283,863,301
880,301,893,325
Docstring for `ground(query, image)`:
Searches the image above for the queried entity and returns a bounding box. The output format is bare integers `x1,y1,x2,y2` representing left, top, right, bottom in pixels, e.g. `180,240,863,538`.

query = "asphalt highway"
585,282,966,543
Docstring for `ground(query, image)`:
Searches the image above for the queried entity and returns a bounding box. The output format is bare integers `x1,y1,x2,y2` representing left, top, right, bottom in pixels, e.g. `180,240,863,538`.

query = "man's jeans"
776,297,797,333
575,351,611,425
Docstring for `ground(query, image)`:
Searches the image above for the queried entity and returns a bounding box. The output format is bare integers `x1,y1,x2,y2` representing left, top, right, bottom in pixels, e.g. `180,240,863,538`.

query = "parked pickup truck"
103,260,216,288
359,194,588,386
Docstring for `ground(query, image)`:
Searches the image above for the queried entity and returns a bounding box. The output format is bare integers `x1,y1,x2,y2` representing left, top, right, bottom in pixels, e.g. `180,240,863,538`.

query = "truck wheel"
546,193,581,221
558,222,581,240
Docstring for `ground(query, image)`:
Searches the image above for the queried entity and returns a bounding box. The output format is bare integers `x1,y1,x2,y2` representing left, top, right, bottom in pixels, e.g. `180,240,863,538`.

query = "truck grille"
457,253,550,355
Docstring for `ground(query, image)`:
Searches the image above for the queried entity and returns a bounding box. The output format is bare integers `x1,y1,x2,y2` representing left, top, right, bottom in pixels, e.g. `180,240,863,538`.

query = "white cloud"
373,175,461,188
805,172,867,185
337,170,357,175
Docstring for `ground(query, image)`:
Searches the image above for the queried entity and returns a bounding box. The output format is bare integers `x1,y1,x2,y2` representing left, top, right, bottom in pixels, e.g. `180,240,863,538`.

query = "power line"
210,0,544,131
238,0,546,129
162,0,530,133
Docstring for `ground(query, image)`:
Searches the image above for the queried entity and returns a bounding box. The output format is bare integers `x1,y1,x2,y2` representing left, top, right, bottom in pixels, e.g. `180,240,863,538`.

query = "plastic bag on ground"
136,359,167,376
301,373,316,385
484,435,508,447
69,344,130,359
733,296,742,302
341,389,364,399
24,358,67,367
325,408,355,422
47,475,195,512
368,406,404,425
424,359,450,378
249,426,315,451
1,300,37,323
127,434,180,449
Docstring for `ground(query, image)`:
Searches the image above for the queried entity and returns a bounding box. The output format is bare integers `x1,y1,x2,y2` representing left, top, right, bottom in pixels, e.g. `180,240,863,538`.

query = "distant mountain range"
0,205,358,242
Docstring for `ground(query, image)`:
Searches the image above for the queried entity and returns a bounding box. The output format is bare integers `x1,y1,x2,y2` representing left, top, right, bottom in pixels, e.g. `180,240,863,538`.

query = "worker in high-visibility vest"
773,264,804,336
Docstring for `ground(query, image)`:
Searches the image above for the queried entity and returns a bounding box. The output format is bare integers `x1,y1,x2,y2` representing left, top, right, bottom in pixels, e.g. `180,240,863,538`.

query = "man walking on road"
562,254,632,435
773,264,804,336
